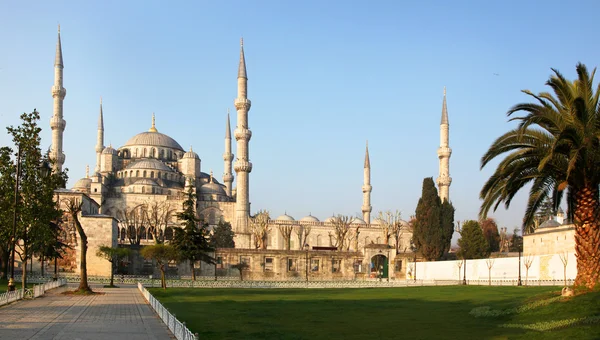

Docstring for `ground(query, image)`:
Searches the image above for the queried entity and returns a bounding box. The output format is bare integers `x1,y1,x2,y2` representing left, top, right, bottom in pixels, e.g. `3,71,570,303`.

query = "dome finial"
189,145,193,152
149,112,158,132
240,37,243,46
210,170,214,183
85,165,89,178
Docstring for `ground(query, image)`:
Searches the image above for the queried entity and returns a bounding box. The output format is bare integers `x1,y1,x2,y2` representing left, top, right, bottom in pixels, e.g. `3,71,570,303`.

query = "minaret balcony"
234,159,253,173
362,185,372,193
234,98,252,110
437,147,452,158
223,173,234,182
50,117,66,130
362,206,372,213
223,152,234,161
51,86,66,99
437,176,452,186
234,128,252,141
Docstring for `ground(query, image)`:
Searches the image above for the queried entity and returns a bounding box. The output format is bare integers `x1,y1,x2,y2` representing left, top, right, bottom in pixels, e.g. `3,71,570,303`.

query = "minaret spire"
50,25,67,174
437,87,452,202
234,38,253,241
149,113,157,132
362,140,372,223
94,97,105,174
223,108,234,197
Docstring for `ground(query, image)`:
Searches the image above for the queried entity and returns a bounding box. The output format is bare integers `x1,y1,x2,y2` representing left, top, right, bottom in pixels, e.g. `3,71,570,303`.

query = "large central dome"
123,131,183,151
122,114,184,151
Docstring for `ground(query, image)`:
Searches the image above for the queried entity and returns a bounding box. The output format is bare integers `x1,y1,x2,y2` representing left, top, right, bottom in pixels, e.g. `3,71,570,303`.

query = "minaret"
362,141,372,223
94,97,104,174
233,38,252,233
50,25,67,173
223,109,234,197
437,87,452,202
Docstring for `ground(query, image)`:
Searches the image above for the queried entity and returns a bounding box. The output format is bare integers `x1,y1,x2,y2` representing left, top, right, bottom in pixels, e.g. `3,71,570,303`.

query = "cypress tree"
413,177,443,260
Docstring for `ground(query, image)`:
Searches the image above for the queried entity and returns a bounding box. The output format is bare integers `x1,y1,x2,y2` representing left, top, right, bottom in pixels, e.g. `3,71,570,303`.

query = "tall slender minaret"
233,38,252,233
362,141,372,223
437,87,452,202
223,109,234,197
94,97,104,174
50,25,67,173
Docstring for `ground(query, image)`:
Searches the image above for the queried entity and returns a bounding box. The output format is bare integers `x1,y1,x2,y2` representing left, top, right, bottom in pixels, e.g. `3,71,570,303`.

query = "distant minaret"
94,97,104,174
362,141,372,223
437,87,452,202
223,109,234,197
50,25,67,173
233,38,252,233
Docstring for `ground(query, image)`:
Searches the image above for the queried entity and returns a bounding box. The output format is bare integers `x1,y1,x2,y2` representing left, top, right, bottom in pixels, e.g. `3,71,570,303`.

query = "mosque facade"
48,28,452,279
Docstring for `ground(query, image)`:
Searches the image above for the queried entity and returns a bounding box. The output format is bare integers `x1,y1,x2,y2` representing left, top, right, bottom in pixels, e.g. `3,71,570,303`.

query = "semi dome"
200,182,227,196
300,215,320,222
371,218,385,225
351,218,366,224
133,178,158,186
539,218,561,229
126,159,175,172
183,146,200,159
276,213,295,221
72,177,92,190
325,216,336,223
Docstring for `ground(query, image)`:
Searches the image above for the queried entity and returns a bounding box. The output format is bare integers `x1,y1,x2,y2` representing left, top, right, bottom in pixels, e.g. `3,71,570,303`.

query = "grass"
149,286,600,340
0,278,34,293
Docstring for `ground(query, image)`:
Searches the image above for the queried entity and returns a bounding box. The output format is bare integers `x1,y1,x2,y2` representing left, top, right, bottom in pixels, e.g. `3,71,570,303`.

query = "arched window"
168,150,172,160
165,227,174,241
136,170,140,177
120,227,126,240
142,187,145,194
142,148,147,157
209,210,216,225
365,236,370,245
316,235,322,246
376,237,381,244
148,227,154,240
157,172,160,179
150,171,154,178
134,149,138,157
127,225,136,239
124,172,127,178
140,226,147,240
143,171,147,178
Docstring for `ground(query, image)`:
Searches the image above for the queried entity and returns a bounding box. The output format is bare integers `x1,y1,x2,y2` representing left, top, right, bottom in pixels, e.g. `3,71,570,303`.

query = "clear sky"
1,1,598,233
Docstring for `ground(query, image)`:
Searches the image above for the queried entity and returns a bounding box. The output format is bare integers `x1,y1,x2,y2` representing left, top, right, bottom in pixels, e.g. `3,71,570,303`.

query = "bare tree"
485,258,495,286
331,215,353,250
499,227,510,253
559,252,569,287
456,260,463,282
117,204,147,246
524,254,534,286
145,201,175,244
376,211,392,245
295,224,311,249
250,210,270,250
350,224,361,251
278,224,293,250
65,198,92,293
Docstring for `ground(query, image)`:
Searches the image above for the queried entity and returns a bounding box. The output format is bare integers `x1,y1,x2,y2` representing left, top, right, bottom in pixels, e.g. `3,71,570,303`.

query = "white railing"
0,278,66,307
137,282,198,340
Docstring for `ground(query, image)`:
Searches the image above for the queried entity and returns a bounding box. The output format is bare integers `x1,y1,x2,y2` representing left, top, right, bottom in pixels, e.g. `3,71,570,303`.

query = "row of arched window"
117,169,182,183
119,226,175,241
119,148,184,161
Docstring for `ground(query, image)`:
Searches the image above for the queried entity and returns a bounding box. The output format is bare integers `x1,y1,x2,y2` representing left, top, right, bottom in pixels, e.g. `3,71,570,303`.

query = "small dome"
73,177,92,190
371,218,385,225
200,172,221,184
102,146,117,155
352,218,366,224
183,146,199,159
325,216,336,223
300,215,320,222
126,159,175,172
200,182,227,196
276,213,295,221
134,178,158,186
539,218,561,229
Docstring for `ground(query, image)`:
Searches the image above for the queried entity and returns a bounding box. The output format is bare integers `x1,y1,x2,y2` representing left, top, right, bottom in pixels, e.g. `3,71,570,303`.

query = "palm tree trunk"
573,186,600,289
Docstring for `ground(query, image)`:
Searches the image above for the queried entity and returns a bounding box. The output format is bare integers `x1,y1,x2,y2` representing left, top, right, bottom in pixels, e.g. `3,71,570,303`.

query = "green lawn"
149,286,600,340
0,278,34,293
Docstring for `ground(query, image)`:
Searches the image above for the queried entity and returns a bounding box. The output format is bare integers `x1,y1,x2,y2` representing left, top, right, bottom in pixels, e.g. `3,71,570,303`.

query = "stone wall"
524,224,575,256
76,215,118,276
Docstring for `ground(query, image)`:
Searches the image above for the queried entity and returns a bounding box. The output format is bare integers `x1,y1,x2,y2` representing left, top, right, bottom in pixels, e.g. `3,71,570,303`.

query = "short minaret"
50,25,67,173
94,97,104,174
223,109,234,197
362,141,372,223
437,87,452,202
233,38,252,233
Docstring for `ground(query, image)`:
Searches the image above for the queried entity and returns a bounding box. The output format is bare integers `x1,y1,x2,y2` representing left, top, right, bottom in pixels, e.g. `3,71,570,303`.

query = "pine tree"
172,185,214,280
457,220,490,259
210,220,235,248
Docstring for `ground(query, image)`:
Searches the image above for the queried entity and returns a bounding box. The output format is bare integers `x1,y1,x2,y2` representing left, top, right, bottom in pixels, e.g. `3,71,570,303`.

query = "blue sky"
1,1,598,232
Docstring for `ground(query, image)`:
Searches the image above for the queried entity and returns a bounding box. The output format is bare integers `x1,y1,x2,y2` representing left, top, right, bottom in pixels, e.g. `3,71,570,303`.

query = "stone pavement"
0,284,174,340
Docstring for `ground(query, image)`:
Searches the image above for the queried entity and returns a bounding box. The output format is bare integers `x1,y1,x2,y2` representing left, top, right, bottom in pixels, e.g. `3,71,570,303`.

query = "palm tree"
480,63,600,289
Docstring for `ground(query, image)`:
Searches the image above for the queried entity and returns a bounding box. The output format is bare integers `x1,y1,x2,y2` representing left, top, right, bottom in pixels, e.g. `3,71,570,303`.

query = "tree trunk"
41,256,44,277
1,248,9,280
190,261,196,281
110,260,114,287
573,186,600,289
22,257,27,293
160,264,166,289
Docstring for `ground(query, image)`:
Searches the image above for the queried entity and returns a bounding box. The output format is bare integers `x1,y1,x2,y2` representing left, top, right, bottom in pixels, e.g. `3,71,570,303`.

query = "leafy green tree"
457,220,490,259
480,218,500,253
480,63,600,289
140,244,179,289
0,147,15,279
509,228,523,253
231,262,249,281
210,220,235,248
413,177,454,260
171,185,214,280
96,245,131,287
6,110,66,289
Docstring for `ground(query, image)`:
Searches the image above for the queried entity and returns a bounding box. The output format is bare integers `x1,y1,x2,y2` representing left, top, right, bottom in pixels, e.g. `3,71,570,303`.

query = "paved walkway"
0,284,174,340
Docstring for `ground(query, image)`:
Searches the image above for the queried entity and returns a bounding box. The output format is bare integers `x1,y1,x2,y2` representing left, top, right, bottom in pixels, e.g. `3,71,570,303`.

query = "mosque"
48,28,453,280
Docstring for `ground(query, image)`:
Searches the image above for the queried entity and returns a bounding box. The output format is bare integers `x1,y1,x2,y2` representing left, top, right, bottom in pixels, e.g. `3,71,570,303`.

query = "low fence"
137,282,198,340
0,278,67,307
